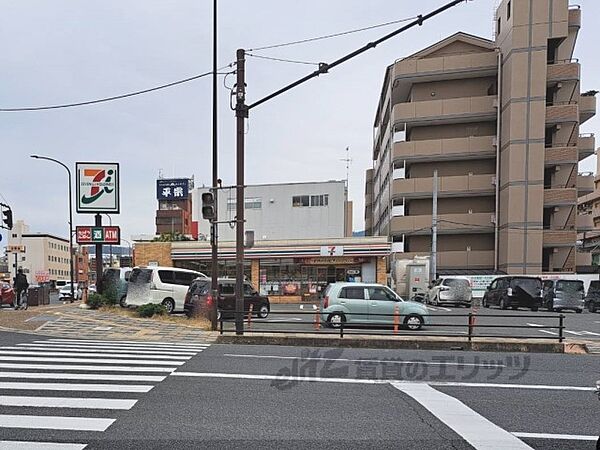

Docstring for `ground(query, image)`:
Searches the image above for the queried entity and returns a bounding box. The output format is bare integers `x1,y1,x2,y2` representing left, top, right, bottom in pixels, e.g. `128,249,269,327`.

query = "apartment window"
292,196,310,207
497,17,501,35
310,195,329,207
245,197,262,209
507,1,511,20
11,233,16,238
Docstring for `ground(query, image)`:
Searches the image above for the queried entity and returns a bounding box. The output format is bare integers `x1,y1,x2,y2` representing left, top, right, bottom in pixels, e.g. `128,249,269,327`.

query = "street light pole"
105,214,113,267
30,155,75,302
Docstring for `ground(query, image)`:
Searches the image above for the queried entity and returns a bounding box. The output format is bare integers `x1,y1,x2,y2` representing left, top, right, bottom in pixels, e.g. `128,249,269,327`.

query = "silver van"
542,279,584,313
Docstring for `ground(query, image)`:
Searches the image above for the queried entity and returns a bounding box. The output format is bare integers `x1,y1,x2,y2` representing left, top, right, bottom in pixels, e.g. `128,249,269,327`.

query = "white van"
126,266,208,313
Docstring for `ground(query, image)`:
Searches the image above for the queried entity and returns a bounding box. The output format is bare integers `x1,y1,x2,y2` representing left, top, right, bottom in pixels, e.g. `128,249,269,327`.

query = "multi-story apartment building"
366,0,596,274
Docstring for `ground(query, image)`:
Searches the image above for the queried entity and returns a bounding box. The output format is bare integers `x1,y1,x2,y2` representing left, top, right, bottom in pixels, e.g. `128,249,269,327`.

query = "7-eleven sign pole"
95,214,103,294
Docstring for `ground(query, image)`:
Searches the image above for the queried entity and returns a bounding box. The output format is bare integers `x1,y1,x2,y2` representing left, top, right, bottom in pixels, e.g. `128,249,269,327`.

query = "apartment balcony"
393,95,497,129
544,145,578,166
392,174,495,200
543,230,577,247
545,102,578,125
578,133,595,160
393,135,495,164
576,251,592,267
437,250,495,269
576,213,594,232
392,52,497,87
568,6,581,28
544,188,577,206
577,172,595,195
579,95,596,124
390,213,494,235
546,60,580,84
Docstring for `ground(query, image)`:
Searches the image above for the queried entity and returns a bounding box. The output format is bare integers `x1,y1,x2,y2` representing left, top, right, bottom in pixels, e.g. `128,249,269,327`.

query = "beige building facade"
366,0,596,274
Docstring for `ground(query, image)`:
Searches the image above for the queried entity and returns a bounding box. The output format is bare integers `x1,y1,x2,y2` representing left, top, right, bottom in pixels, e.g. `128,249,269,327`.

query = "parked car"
585,280,600,313
126,266,207,313
88,284,97,294
102,267,132,307
542,279,584,313
0,282,16,307
320,282,429,330
184,277,270,320
427,277,472,307
58,283,81,301
482,276,543,311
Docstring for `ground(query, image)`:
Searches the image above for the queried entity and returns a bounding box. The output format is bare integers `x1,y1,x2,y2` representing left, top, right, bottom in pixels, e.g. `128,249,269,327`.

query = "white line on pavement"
44,339,209,348
0,372,165,382
0,441,86,450
511,432,599,441
526,323,544,327
171,372,596,391
0,382,153,393
0,414,114,431
222,354,505,368
537,330,558,336
0,350,191,360
0,363,177,372
14,344,199,354
391,382,533,449
0,356,184,366
0,395,137,410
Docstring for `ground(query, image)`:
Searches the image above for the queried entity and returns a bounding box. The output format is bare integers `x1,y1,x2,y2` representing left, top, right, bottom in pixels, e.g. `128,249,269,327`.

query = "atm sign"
76,226,120,245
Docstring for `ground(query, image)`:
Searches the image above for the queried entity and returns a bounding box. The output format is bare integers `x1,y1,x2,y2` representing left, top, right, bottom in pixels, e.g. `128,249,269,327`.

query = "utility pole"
95,214,103,294
234,49,247,335
431,170,438,283
210,0,219,331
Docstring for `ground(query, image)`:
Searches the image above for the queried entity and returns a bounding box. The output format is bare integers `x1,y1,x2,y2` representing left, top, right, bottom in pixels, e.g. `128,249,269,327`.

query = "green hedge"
137,303,167,318
87,293,110,310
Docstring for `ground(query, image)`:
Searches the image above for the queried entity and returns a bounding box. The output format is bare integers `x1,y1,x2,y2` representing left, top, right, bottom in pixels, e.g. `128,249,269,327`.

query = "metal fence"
218,308,566,342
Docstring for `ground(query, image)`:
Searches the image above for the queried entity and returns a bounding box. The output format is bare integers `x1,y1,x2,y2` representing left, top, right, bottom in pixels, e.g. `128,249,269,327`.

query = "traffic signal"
201,192,215,220
1,204,13,230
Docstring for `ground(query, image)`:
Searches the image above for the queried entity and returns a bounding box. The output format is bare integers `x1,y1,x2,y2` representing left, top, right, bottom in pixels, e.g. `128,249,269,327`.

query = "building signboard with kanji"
156,178,189,200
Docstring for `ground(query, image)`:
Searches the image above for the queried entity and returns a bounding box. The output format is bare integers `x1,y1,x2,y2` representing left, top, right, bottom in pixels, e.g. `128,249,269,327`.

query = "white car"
58,283,82,301
427,277,472,307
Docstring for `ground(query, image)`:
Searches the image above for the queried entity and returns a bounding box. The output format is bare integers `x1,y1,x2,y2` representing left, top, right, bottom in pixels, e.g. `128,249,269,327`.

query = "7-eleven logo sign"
320,246,344,257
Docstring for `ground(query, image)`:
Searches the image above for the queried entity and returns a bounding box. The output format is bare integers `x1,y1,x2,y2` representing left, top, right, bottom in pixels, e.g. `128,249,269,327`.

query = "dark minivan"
585,280,600,313
184,278,270,319
482,276,543,311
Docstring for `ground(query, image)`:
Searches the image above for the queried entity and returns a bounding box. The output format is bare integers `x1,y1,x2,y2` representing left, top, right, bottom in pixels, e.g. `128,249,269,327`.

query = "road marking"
563,330,600,336
0,363,177,372
45,339,209,348
0,356,184,365
0,414,114,431
526,323,544,327
511,432,599,441
171,372,595,391
299,305,317,310
391,382,533,449
14,344,199,354
0,382,153,393
0,441,86,450
261,318,304,322
0,395,137,410
223,354,504,368
538,330,558,336
0,350,191,360
0,372,165,382
426,307,438,311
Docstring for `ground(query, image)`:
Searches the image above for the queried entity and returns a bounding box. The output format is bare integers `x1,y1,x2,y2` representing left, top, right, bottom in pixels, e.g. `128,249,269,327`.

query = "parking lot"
219,303,600,342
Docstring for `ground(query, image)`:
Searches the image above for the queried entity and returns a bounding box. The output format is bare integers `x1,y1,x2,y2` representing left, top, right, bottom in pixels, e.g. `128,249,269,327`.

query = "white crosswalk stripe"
0,338,209,449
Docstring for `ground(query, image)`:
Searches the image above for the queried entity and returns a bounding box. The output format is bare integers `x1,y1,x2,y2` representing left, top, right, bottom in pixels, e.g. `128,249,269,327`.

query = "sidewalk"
0,303,216,344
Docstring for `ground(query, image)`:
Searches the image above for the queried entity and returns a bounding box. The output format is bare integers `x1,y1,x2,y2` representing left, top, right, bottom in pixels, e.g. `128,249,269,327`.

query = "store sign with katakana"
156,178,189,200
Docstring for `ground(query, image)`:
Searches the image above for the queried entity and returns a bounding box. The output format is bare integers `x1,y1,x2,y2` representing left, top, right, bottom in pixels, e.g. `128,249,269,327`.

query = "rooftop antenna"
340,146,352,193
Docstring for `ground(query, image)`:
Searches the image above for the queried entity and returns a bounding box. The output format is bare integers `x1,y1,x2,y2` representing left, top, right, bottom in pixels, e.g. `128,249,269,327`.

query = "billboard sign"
76,163,120,213
157,178,189,200
76,226,121,245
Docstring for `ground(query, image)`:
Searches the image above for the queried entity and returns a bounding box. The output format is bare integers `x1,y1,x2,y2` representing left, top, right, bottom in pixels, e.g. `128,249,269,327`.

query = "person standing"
14,269,28,310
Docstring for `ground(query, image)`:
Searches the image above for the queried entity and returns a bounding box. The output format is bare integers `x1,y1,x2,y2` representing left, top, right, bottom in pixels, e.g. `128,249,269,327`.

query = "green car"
320,282,430,330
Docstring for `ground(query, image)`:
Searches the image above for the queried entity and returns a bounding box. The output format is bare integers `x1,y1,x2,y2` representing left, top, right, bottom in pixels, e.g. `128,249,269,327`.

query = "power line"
247,15,418,52
0,64,235,112
245,53,320,66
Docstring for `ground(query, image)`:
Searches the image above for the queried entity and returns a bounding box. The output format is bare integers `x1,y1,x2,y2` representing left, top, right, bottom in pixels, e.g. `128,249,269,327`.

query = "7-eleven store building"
134,237,390,303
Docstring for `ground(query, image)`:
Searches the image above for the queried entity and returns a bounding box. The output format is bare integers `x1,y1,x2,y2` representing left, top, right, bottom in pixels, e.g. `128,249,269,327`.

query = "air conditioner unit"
553,248,559,253
492,136,498,147
554,206,560,212
491,176,497,186
493,99,499,108
491,214,497,224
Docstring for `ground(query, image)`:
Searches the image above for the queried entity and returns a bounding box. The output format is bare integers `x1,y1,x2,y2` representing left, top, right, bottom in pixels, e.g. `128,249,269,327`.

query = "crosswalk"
0,338,209,449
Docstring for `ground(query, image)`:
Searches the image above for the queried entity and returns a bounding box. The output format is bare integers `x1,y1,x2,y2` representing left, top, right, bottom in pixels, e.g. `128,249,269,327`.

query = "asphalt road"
0,330,598,449
219,303,600,341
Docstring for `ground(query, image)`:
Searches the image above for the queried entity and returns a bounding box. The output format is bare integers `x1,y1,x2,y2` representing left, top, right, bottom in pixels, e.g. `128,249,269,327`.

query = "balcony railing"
391,213,494,234
392,51,497,80
544,188,577,206
546,60,580,83
393,135,495,162
392,174,495,199
545,102,578,124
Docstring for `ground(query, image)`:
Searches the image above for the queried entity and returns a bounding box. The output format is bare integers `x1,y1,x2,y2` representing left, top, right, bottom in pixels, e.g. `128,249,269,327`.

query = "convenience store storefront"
134,237,390,303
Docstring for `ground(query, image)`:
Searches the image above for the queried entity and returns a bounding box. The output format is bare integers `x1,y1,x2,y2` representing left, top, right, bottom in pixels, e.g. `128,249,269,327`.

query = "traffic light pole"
232,0,467,335
234,49,247,336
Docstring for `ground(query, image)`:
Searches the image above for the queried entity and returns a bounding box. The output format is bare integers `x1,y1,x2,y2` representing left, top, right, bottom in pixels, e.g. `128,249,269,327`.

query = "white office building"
193,180,353,242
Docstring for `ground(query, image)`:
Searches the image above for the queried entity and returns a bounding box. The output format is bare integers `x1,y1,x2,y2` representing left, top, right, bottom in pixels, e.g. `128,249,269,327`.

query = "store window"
292,196,310,207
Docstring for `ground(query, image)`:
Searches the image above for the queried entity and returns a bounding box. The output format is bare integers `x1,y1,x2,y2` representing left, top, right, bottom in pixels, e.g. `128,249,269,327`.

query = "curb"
215,334,588,354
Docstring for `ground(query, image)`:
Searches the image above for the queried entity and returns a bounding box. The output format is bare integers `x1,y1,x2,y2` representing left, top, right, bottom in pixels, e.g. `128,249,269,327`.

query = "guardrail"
218,309,566,343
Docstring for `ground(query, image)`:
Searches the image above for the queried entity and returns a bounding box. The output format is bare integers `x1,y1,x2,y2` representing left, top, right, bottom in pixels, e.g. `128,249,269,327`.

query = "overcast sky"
1,0,598,246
